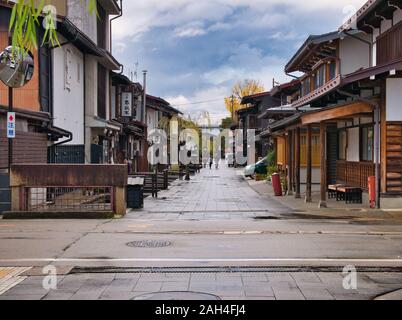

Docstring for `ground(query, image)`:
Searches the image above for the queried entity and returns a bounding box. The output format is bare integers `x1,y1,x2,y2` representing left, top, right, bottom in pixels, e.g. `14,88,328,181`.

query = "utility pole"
8,86,13,173
8,35,13,173
231,95,236,167
142,70,147,124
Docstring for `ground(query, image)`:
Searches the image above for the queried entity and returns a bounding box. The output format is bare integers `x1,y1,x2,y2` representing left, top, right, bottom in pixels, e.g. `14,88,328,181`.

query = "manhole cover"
133,291,221,300
126,240,172,248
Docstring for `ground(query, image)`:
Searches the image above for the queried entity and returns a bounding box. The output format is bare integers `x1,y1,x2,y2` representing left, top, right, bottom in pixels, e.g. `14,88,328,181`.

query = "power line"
170,97,225,107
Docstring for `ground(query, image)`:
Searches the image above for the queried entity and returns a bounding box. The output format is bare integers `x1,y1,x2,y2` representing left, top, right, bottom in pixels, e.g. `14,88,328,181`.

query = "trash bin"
271,173,283,197
127,177,145,209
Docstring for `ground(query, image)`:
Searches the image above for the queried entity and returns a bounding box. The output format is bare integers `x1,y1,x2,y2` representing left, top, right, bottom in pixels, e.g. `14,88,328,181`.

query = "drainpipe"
110,0,123,54
142,70,147,124
336,89,380,209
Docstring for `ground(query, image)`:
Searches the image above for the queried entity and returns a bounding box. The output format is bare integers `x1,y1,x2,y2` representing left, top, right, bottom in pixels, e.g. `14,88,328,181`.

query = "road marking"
0,267,32,295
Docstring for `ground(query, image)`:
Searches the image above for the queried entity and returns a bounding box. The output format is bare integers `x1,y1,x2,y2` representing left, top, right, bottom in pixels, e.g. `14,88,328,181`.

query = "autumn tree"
224,79,265,118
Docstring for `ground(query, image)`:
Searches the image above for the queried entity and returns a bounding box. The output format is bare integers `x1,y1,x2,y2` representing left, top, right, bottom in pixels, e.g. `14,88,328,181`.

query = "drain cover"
133,291,221,300
127,240,172,248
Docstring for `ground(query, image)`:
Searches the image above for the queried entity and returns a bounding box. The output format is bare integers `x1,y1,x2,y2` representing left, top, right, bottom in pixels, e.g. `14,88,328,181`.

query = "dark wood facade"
377,21,402,65
385,122,402,194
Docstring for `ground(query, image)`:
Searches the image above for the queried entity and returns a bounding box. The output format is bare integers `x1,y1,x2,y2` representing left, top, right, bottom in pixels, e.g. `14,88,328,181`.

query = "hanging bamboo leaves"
6,0,98,52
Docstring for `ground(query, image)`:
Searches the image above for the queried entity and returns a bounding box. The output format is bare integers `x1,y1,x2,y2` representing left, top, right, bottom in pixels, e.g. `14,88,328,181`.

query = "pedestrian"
209,157,213,170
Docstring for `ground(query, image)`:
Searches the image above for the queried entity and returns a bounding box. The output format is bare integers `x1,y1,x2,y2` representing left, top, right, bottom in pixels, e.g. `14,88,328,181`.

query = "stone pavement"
128,167,291,220
1,270,402,300
248,179,402,220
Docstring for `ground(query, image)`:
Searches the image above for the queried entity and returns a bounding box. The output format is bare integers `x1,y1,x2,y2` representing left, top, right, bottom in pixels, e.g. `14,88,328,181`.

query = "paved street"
1,167,402,300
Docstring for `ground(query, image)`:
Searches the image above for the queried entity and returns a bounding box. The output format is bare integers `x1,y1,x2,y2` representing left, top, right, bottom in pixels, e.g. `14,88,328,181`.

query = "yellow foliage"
224,79,265,117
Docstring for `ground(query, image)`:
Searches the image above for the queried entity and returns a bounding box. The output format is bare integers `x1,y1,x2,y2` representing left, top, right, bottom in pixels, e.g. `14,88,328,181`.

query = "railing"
23,186,113,212
377,21,402,65
336,160,375,190
9,164,127,215
293,76,341,108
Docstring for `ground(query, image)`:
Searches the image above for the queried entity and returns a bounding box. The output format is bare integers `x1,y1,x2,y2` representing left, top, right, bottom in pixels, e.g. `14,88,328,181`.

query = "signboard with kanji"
7,112,16,139
122,92,133,117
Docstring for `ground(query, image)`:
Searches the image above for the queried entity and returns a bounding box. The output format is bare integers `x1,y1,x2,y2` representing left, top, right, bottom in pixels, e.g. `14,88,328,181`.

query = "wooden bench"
328,184,363,204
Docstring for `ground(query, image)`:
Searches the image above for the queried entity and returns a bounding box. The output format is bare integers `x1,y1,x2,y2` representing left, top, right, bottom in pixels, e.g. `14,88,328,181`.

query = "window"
301,77,311,96
361,126,374,161
329,61,336,80
338,130,347,160
314,65,326,90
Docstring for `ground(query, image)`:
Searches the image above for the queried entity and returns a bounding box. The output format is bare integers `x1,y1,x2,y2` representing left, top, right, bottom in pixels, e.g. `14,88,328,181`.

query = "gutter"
336,88,380,209
110,0,123,55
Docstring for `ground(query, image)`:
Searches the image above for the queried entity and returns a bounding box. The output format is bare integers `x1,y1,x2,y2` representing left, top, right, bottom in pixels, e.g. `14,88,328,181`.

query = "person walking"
209,157,213,170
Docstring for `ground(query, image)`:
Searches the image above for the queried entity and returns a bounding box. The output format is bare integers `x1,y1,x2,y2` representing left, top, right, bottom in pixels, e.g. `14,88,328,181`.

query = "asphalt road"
0,167,401,269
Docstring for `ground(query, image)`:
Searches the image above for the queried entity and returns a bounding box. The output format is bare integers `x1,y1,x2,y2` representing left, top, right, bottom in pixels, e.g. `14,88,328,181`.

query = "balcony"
377,21,402,65
292,75,341,108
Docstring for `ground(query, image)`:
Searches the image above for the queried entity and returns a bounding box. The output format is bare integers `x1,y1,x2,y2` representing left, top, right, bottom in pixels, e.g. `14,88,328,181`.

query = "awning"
98,49,121,71
258,104,297,119
301,101,374,125
342,59,402,85
58,18,103,56
87,116,122,132
267,113,302,133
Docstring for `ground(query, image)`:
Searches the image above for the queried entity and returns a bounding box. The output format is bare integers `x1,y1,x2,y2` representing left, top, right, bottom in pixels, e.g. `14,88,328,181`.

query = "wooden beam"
295,127,301,199
287,131,293,196
305,125,312,203
319,122,327,208
302,102,374,125
380,80,387,194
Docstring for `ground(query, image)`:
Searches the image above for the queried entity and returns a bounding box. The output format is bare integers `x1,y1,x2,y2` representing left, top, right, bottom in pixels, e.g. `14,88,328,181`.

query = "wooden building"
270,0,402,208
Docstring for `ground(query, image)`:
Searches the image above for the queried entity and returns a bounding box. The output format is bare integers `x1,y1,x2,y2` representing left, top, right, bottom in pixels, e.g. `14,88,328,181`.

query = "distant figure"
214,156,220,169
209,157,213,170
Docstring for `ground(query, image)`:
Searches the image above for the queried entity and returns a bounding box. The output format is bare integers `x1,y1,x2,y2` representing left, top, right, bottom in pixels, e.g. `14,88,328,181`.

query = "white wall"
347,127,360,162
386,78,402,121
111,86,116,120
85,56,98,118
339,35,371,75
394,9,402,24
67,0,97,44
52,44,84,145
146,108,159,131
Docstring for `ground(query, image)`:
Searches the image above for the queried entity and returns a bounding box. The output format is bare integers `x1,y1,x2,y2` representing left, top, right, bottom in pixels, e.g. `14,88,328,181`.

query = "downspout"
336,88,380,209
110,0,123,55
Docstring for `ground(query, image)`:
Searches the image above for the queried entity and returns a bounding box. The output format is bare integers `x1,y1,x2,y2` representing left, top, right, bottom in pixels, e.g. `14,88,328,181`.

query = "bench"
328,184,363,204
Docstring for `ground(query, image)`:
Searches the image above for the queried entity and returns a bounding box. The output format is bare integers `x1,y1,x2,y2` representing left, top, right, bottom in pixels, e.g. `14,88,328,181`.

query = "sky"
112,0,366,124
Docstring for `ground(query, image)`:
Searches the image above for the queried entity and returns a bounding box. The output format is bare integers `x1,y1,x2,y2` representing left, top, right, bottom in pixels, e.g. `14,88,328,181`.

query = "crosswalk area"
0,267,32,295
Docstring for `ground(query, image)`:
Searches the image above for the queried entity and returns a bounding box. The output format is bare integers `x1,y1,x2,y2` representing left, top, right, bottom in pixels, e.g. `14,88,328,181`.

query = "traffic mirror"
0,46,34,88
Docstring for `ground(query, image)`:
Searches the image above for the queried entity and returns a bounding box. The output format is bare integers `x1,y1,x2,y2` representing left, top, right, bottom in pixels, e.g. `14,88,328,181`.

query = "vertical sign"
7,112,16,139
122,92,133,117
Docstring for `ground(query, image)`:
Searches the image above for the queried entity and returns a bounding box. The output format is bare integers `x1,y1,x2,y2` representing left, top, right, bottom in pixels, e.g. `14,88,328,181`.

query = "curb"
2,211,116,219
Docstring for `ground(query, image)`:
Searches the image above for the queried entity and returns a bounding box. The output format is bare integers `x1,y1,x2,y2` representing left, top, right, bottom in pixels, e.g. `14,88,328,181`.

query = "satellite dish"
0,46,34,88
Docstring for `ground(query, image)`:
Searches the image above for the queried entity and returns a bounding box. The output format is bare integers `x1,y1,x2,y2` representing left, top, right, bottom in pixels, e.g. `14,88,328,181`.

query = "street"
0,167,402,300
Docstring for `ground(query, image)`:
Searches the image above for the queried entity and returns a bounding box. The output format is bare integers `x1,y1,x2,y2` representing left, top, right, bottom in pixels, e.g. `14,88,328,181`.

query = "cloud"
174,22,207,38
113,0,366,41
112,0,368,123
167,86,231,125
